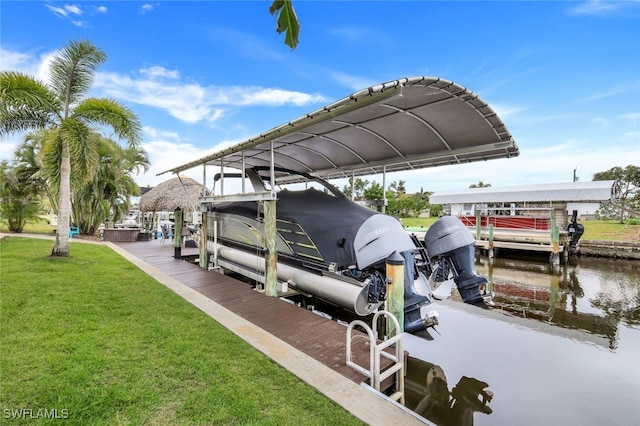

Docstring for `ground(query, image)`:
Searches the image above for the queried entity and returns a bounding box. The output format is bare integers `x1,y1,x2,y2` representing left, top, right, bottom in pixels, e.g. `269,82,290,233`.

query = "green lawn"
0,237,363,425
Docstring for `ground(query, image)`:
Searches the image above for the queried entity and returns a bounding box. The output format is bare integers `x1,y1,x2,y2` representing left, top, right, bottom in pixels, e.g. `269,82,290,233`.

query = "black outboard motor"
567,210,584,252
425,216,486,304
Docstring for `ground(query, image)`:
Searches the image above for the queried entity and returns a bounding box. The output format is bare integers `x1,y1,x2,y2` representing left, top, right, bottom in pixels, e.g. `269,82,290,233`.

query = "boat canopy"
429,180,617,204
160,76,519,184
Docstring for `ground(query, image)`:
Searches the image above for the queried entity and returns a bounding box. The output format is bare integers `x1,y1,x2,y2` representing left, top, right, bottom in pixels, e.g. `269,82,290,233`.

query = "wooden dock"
114,240,387,385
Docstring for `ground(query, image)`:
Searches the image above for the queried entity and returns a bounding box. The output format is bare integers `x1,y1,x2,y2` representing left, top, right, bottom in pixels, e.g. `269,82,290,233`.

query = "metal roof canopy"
429,180,618,205
160,77,519,184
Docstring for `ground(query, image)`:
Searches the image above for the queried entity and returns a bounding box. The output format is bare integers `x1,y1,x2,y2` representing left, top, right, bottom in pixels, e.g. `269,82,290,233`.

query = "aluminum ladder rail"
346,311,405,404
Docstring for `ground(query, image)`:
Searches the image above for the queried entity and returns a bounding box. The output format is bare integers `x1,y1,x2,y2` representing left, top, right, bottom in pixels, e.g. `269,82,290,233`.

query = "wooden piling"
174,207,183,259
199,210,209,269
264,199,278,297
385,252,405,335
550,210,560,267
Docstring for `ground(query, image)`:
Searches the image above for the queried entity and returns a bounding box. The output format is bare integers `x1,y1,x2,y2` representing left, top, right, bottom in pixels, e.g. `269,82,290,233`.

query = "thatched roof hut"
139,176,208,212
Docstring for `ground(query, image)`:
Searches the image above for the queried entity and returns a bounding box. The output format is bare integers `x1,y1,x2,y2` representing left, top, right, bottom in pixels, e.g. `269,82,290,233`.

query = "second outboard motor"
567,210,584,253
425,216,486,304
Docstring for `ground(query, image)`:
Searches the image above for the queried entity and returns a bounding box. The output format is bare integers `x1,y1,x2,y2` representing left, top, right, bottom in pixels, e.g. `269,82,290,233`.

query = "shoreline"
576,240,640,260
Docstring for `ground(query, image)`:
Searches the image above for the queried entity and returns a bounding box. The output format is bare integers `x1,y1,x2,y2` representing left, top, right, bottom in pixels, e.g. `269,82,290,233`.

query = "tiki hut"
140,175,208,213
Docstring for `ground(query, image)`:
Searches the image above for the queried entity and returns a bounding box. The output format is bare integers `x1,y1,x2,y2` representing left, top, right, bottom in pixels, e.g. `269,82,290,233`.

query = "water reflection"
405,356,493,425
407,255,640,425
472,255,640,350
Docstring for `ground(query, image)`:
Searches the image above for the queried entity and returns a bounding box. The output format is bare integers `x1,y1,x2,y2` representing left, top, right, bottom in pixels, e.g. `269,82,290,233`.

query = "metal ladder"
346,311,405,404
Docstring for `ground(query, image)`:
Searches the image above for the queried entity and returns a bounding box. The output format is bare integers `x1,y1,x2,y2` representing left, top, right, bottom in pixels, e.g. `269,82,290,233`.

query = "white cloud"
45,5,70,17
137,136,235,188
140,66,179,79
94,70,326,124
140,4,155,14
65,5,82,15
0,47,55,83
568,0,634,15
45,4,83,18
0,136,20,162
96,6,108,13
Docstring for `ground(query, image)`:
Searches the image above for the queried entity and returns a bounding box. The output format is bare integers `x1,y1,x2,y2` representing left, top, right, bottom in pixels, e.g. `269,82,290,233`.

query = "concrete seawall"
577,240,640,260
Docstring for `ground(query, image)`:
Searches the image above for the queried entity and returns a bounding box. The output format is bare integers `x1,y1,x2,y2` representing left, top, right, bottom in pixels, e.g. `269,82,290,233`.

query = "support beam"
220,159,224,196
351,170,355,201
241,152,246,193
202,164,207,196
382,166,387,214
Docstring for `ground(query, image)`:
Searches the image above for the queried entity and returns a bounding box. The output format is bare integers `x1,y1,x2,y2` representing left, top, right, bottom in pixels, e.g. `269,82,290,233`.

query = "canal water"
403,254,640,425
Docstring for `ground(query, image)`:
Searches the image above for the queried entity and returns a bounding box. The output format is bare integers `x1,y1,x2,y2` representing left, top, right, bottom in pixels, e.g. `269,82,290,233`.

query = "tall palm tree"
0,40,141,255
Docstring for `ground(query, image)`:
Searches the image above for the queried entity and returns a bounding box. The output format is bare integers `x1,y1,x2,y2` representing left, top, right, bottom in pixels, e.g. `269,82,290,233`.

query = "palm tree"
0,160,42,232
0,40,141,255
71,137,149,235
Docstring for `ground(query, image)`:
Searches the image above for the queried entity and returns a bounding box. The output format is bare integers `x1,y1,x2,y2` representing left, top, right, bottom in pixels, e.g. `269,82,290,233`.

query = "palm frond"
41,129,64,193
74,98,142,146
0,71,60,135
269,0,300,49
48,40,106,113
61,118,100,187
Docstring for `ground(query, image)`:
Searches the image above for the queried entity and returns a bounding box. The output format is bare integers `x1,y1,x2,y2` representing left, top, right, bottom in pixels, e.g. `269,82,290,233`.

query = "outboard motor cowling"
425,216,487,304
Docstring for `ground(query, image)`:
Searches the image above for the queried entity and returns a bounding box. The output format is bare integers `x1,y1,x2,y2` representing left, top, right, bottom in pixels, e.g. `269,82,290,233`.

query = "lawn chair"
69,226,80,238
160,225,173,244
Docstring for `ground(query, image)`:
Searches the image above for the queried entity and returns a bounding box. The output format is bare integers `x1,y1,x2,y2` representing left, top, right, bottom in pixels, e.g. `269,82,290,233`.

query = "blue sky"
1,0,639,193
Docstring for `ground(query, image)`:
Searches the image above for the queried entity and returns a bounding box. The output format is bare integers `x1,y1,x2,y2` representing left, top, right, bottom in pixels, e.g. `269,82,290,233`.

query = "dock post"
174,207,183,259
550,210,560,268
385,252,405,336
264,199,278,297
488,224,495,261
475,209,482,241
199,210,209,270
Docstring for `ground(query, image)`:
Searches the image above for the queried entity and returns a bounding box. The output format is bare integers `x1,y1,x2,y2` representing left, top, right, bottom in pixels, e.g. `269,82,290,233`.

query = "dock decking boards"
115,240,388,385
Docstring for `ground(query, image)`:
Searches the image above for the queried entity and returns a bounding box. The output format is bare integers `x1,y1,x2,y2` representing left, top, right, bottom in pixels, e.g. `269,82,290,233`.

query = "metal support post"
382,166,387,214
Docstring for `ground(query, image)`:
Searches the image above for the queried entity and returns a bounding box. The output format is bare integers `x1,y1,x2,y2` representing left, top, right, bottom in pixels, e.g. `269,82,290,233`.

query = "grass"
579,219,640,242
400,217,638,242
0,237,363,425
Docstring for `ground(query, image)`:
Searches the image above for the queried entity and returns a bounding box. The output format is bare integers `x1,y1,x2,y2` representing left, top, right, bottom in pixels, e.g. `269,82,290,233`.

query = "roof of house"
429,180,617,204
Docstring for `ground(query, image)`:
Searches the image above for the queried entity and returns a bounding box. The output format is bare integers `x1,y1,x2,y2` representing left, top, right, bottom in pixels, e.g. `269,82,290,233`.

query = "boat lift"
159,76,519,326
